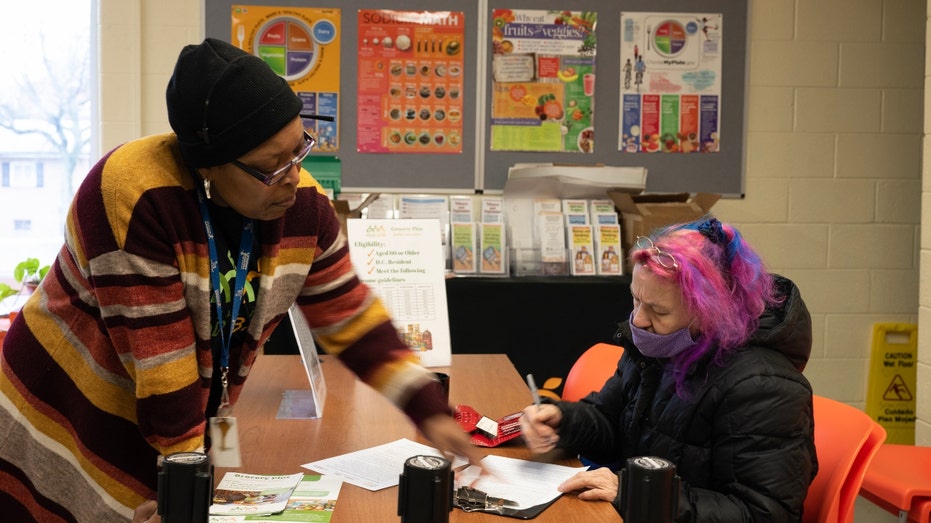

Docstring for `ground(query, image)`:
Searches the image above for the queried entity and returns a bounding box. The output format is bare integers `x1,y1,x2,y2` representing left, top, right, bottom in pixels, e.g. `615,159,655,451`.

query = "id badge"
209,416,242,468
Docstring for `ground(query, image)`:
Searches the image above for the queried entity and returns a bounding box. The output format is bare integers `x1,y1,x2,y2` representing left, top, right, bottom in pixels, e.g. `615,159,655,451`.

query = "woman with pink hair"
521,217,817,521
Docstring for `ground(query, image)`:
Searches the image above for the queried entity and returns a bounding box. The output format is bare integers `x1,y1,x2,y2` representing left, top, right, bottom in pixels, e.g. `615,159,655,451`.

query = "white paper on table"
455,455,587,510
303,438,467,491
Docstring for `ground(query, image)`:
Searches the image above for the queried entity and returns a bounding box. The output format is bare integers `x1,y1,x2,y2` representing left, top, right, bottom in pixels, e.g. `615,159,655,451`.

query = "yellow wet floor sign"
865,322,917,444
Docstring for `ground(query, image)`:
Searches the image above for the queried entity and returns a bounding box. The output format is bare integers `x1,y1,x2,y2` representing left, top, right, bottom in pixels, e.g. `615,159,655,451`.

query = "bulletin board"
205,0,748,196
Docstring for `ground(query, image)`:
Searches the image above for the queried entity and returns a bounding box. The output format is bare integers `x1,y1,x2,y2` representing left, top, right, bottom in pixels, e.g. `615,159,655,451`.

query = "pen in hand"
526,374,542,408
524,373,559,451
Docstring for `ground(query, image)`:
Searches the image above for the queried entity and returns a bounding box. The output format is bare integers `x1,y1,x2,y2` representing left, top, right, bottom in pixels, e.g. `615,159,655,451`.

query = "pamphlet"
596,224,623,275
451,222,478,274
449,195,476,223
481,196,505,223
569,225,596,276
535,212,567,264
208,474,343,523
479,223,506,274
589,199,617,218
561,199,589,218
210,472,304,516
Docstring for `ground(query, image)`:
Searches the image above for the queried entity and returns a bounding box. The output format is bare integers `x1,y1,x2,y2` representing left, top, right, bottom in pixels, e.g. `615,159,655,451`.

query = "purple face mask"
628,312,697,359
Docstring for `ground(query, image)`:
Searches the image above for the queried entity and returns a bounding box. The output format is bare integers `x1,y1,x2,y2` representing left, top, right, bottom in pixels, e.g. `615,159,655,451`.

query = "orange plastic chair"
802,395,887,523
561,343,624,402
859,443,931,523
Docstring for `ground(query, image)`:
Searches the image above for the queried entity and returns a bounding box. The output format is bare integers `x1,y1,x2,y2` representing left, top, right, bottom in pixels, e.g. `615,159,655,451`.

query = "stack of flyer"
209,472,343,522
591,199,623,275
503,163,645,276
450,195,507,275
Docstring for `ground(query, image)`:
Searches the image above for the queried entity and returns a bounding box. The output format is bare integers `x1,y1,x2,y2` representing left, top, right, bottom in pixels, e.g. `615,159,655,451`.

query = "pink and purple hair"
630,217,782,390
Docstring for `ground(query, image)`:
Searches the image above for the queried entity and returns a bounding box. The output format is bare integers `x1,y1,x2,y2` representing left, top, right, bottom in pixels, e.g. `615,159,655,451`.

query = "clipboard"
452,455,584,520
454,487,561,519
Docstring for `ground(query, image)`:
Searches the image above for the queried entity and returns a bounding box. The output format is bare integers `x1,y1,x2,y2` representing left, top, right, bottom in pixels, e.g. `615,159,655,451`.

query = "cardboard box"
332,199,353,237
608,192,721,256
332,193,382,237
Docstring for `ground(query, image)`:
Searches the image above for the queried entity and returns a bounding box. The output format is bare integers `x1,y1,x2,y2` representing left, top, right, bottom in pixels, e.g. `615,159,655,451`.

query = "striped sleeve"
67,137,209,454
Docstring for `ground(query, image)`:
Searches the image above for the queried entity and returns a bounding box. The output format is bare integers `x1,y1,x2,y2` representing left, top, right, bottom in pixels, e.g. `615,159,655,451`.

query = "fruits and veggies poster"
619,12,723,154
356,10,466,154
489,9,597,153
232,6,341,152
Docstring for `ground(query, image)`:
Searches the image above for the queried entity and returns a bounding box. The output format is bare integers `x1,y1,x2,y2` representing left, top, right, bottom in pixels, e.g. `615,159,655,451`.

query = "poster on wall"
619,12,722,154
232,5,341,152
357,10,466,155
489,9,597,153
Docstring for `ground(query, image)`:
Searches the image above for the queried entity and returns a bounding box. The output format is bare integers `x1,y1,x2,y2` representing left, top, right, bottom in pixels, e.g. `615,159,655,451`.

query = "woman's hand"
519,404,562,454
420,414,486,467
132,500,159,523
558,467,619,502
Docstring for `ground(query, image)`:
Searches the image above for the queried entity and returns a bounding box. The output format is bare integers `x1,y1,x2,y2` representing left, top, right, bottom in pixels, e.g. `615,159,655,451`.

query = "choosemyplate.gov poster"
619,12,723,155
490,9,597,153
232,5,341,152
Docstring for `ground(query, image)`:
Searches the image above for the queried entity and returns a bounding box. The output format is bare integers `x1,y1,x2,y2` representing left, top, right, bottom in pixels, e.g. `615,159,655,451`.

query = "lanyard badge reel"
619,456,679,523
397,455,454,523
157,451,213,523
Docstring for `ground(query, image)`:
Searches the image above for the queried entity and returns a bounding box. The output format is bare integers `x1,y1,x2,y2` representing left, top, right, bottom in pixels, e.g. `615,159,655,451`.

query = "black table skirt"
445,275,633,397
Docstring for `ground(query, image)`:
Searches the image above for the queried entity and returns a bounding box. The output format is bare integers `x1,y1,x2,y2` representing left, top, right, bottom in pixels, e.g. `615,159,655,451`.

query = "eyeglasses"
231,131,316,186
635,236,678,270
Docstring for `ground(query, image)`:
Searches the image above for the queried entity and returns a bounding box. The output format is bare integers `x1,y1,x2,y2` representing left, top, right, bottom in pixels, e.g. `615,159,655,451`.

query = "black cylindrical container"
619,456,679,523
157,451,213,523
397,455,453,523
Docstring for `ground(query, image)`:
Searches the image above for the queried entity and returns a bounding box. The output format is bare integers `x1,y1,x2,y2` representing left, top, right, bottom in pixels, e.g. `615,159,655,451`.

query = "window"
9,162,40,189
0,0,92,280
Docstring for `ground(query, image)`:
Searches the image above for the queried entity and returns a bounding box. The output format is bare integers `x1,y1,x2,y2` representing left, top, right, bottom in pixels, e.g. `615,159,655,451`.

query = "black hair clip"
697,218,725,246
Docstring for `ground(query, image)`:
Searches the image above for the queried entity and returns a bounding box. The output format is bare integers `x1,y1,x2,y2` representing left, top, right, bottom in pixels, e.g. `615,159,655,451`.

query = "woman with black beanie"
0,38,482,522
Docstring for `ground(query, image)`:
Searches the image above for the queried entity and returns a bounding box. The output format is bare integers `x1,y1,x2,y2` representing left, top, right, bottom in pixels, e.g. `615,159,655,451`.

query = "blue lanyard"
195,186,253,377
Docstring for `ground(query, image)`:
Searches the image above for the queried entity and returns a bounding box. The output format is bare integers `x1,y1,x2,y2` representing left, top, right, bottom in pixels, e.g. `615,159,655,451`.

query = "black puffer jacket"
556,275,818,522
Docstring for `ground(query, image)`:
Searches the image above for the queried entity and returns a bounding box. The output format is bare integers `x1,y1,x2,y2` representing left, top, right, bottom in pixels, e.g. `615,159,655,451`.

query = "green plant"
0,258,50,302
14,258,49,286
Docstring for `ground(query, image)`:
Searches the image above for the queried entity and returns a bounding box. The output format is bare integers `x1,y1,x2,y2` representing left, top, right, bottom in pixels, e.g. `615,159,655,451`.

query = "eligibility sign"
346,218,451,367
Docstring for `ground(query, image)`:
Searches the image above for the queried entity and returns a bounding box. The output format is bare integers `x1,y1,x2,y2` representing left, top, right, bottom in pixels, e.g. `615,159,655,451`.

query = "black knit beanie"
166,38,303,168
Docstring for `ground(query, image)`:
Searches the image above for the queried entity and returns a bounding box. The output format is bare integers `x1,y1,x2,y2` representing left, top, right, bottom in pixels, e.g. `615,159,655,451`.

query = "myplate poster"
490,9,597,153
619,12,722,154
232,5,341,152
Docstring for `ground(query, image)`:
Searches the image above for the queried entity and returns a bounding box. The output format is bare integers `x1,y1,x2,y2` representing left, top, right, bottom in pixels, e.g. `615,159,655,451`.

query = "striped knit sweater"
0,133,448,521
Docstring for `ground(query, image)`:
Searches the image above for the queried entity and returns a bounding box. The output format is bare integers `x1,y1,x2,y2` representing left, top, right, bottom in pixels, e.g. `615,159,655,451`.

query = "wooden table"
219,353,617,522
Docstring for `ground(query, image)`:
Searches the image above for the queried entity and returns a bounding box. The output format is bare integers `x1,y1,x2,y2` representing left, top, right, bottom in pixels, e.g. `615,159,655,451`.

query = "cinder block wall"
96,0,929,446
714,0,925,425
